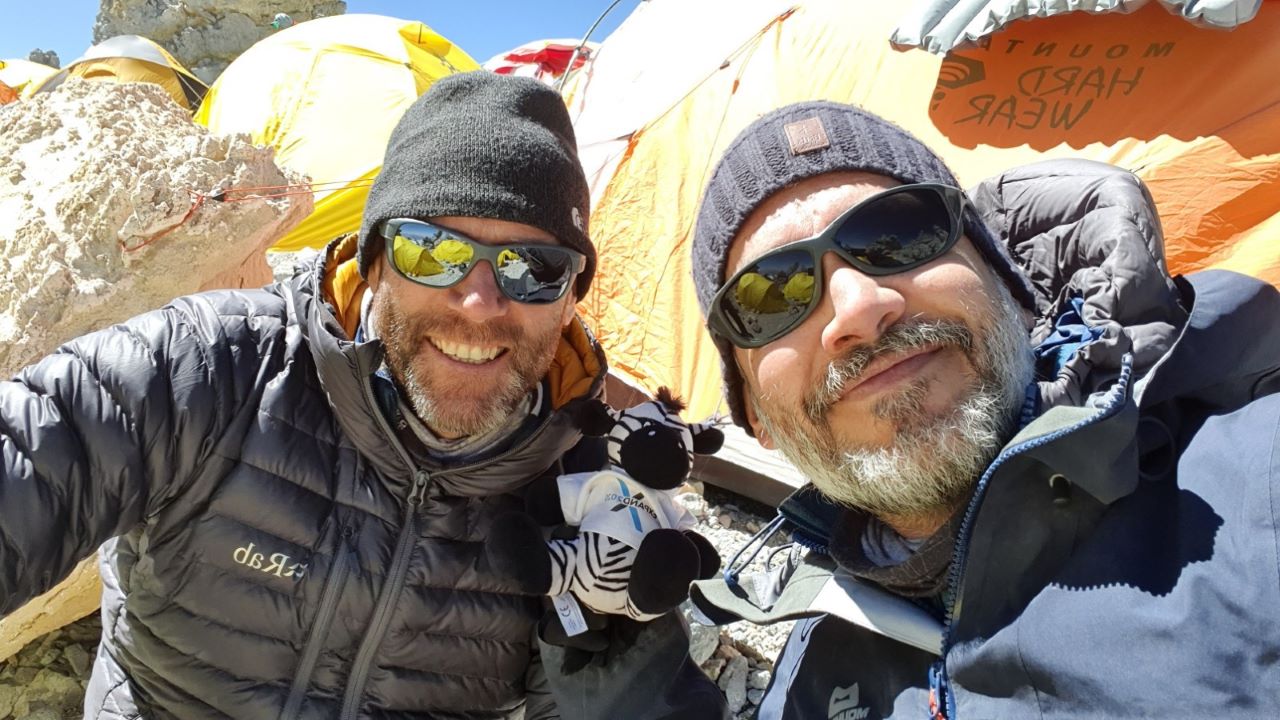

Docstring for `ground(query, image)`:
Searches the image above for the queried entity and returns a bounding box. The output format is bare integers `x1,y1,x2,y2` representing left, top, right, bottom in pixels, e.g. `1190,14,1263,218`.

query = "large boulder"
94,0,347,83
0,77,311,661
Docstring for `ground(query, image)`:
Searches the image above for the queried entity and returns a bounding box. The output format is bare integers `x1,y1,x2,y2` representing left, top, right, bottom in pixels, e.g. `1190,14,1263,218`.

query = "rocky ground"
0,484,789,719
0,615,99,720
680,485,794,719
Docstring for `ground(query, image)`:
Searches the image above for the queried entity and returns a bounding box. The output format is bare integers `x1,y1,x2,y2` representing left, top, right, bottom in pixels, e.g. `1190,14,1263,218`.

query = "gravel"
680,484,794,718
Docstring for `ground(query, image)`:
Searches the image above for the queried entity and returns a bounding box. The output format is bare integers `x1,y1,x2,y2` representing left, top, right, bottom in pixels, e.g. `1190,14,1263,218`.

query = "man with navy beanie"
688,100,1280,718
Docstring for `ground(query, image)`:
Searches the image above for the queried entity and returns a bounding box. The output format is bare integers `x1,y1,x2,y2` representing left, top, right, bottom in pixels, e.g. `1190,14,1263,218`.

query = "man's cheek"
753,348,808,400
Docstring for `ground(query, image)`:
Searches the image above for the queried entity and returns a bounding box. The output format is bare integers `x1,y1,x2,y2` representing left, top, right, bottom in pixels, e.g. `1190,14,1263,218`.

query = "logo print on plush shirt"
829,682,872,720
606,479,658,532
233,542,308,579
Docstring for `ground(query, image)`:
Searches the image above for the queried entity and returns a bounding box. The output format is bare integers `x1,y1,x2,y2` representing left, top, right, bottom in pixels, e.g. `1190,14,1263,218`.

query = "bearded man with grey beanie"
686,100,1280,718
0,71,724,719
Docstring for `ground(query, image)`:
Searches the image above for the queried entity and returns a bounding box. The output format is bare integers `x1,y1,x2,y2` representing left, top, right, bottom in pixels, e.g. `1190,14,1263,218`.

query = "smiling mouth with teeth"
429,338,505,365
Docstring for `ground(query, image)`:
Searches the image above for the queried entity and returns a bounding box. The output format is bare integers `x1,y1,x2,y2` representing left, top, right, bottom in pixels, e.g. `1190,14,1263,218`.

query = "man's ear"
366,253,383,288
742,396,775,450
734,351,775,449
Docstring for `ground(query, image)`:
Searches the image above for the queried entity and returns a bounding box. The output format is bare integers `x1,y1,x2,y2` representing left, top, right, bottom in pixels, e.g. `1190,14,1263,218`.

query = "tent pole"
557,0,630,93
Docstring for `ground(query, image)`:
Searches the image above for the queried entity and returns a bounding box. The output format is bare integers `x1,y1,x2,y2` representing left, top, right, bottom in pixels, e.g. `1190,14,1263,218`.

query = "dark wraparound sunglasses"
380,219,586,304
707,183,966,349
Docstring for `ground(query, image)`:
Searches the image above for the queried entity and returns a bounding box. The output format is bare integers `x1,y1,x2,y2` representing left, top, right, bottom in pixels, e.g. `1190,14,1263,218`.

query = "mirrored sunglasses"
707,183,966,348
380,219,586,304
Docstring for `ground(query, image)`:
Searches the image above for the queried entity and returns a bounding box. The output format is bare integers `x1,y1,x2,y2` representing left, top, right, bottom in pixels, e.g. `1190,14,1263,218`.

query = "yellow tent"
0,58,58,99
33,35,207,111
194,14,481,253
567,0,1280,420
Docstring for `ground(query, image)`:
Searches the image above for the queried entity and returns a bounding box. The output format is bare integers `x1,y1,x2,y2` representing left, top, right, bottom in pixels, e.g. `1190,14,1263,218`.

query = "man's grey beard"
373,290,556,439
752,281,1034,518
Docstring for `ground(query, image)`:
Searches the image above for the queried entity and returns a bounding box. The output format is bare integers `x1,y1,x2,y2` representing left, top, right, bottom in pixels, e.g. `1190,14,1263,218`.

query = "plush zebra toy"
486,389,724,636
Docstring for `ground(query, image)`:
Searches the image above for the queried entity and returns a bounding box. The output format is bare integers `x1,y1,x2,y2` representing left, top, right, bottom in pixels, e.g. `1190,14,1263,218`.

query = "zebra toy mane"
572,389,724,491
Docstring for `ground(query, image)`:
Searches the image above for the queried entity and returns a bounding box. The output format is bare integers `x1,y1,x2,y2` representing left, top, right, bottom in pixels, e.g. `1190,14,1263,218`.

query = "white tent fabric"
891,0,1261,53
565,0,794,205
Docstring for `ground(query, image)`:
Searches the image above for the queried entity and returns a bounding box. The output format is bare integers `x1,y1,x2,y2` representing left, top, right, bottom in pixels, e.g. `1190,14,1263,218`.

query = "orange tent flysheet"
571,0,1280,418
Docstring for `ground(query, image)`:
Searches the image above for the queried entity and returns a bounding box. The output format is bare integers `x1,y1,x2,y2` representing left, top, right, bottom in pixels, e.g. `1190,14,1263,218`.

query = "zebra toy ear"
689,421,725,455
568,398,617,437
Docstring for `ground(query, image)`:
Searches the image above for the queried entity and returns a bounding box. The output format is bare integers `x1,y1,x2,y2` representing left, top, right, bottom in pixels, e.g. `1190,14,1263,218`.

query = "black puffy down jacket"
0,237,610,719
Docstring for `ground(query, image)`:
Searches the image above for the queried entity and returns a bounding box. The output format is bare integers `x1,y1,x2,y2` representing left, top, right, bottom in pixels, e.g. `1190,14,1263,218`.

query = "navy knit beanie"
358,71,595,298
691,101,1035,433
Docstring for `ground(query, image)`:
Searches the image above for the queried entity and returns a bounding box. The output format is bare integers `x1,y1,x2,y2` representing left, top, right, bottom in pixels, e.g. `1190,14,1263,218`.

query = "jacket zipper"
332,363,434,720
328,352,588,717
281,526,354,720
929,362,1134,719
338,469,428,720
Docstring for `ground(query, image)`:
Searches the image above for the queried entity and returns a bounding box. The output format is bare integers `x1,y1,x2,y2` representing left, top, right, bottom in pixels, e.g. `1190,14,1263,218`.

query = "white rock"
718,655,749,714
748,669,772,690
687,618,720,666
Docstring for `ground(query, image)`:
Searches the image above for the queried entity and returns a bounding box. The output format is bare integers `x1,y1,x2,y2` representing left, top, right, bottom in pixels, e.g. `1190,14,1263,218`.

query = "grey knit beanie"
358,71,595,297
691,100,1035,432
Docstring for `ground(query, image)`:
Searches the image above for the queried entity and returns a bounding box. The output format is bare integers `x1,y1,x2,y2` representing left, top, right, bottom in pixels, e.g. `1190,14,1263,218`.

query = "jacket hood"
283,234,608,496
975,158,1280,413
971,159,1189,409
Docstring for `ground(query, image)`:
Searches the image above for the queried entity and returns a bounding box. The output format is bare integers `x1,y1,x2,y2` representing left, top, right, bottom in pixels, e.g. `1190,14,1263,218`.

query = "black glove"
538,611,730,720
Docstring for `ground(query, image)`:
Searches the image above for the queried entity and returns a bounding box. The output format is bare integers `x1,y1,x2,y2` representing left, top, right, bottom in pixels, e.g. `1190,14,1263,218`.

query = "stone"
27,49,60,69
747,688,765,705
687,618,720,666
715,641,741,661
748,668,772,690
63,643,92,679
0,685,16,717
64,616,102,644
718,654,749,714
717,513,733,529
701,657,726,682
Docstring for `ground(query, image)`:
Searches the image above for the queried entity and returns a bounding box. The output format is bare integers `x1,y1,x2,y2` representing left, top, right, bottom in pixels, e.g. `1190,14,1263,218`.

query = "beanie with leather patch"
690,100,1035,432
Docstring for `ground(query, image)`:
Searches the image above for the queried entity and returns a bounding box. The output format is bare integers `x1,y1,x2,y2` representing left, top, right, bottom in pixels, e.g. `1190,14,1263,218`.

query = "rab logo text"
234,542,307,579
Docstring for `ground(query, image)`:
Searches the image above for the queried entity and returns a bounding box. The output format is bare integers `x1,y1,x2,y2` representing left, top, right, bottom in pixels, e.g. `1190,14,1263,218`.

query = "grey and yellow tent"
33,35,207,111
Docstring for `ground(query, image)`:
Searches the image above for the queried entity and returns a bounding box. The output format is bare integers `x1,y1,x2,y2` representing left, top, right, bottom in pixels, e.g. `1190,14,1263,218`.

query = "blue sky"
0,1,641,66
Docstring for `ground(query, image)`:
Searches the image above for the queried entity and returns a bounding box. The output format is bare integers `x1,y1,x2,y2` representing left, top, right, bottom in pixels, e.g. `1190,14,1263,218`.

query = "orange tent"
567,0,1280,419
0,80,16,105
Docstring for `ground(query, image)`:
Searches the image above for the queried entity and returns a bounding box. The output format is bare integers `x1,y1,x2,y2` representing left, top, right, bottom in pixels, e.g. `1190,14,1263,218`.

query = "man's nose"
448,261,509,322
819,253,905,356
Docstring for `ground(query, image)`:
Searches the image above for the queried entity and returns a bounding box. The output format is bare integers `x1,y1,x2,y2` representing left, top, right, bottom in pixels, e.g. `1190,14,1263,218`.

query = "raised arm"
0,293,263,615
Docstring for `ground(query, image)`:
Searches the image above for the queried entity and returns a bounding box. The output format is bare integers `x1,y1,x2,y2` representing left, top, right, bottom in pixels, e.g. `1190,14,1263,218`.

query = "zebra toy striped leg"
546,529,704,621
